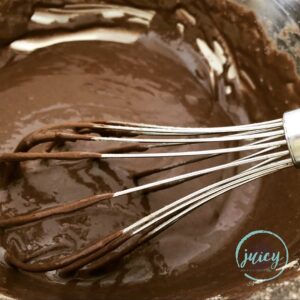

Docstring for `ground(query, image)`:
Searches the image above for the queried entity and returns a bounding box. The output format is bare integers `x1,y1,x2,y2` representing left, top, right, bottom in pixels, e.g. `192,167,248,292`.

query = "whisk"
0,108,299,277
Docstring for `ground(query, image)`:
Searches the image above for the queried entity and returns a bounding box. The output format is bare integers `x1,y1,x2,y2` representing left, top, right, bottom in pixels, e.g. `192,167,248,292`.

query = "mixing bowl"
0,1,300,299
238,0,300,72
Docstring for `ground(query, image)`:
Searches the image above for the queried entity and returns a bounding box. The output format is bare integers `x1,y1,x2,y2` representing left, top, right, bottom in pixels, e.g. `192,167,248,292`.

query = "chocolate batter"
0,0,300,299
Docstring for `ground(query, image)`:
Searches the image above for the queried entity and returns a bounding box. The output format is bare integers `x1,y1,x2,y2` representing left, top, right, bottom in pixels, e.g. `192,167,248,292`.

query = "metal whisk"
0,108,299,277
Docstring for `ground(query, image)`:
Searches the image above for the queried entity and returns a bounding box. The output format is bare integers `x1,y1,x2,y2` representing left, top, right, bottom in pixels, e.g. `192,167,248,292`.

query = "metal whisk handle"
284,109,300,168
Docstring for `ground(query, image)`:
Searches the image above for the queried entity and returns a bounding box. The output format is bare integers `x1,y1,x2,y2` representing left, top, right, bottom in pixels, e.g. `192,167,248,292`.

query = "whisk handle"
283,109,300,168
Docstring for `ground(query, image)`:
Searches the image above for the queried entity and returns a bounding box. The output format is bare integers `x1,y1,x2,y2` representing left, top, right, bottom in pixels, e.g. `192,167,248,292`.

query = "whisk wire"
0,114,296,276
